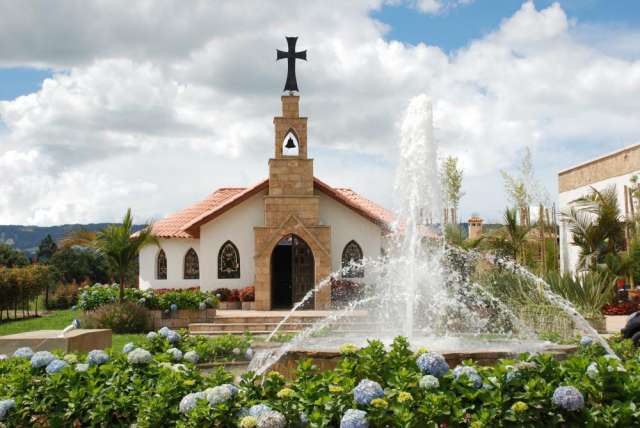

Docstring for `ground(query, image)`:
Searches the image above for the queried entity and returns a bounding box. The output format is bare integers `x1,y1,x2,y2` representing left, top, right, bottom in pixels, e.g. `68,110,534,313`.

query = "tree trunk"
119,272,126,303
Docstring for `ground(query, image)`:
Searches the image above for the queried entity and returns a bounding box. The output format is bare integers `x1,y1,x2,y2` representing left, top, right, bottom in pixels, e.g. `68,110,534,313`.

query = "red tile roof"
150,177,394,239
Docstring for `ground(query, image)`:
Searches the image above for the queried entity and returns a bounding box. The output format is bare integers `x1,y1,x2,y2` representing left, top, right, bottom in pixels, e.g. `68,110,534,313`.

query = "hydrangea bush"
0,335,639,426
77,283,218,311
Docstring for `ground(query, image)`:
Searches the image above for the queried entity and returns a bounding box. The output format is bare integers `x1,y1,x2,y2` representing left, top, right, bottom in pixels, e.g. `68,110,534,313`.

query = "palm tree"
562,185,625,271
95,209,157,302
502,207,530,263
58,229,98,250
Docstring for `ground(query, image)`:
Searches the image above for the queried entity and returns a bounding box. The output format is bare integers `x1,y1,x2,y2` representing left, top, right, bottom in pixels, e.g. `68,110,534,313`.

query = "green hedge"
0,265,54,321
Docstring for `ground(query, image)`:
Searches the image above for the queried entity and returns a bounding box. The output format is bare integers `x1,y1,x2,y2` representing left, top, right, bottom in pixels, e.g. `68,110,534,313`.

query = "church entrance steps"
188,309,370,336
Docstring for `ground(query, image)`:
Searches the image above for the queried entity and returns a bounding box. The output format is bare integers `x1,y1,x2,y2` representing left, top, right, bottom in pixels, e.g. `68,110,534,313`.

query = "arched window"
282,129,299,156
183,248,199,279
218,240,240,279
156,249,167,280
342,240,364,278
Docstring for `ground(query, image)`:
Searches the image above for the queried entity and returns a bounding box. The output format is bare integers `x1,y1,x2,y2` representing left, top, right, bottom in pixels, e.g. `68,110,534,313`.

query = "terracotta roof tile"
149,177,395,239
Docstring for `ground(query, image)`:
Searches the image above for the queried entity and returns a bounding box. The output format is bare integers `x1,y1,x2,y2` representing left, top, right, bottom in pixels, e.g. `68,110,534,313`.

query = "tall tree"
440,155,464,224
0,243,29,267
36,234,58,262
500,147,546,225
95,209,157,302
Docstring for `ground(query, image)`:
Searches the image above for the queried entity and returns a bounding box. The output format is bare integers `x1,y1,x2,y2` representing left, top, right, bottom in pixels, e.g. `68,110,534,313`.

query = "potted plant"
214,288,237,310
240,286,255,310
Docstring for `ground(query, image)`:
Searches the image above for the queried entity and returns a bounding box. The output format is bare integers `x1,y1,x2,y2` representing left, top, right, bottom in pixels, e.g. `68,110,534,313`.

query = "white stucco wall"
139,188,387,291
198,190,267,291
317,192,384,274
139,238,201,290
559,171,639,274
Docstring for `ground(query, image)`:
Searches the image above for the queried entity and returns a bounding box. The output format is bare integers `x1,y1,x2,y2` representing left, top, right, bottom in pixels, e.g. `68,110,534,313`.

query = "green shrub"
82,302,151,333
1,336,640,426
77,283,217,311
46,282,81,310
545,271,614,318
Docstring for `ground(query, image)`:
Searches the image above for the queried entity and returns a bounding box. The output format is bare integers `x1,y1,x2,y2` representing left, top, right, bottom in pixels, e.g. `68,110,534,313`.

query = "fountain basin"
251,336,576,379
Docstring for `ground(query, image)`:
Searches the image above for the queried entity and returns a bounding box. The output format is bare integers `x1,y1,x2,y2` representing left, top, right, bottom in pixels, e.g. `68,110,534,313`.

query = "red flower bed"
240,286,255,302
602,302,639,316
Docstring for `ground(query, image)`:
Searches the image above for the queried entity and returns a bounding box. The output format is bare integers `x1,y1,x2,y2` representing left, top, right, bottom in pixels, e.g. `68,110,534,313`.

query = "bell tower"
253,37,331,311
265,95,318,226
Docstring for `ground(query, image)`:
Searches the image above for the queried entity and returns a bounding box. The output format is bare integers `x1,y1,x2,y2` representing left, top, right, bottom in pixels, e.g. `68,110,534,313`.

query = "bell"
285,137,296,149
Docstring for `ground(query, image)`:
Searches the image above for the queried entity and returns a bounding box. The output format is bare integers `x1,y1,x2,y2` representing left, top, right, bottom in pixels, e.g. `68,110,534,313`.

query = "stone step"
190,322,315,332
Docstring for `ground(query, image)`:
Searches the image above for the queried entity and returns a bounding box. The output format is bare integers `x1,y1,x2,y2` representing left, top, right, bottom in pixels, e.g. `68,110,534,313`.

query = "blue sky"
0,1,639,225
3,1,638,101
373,0,640,52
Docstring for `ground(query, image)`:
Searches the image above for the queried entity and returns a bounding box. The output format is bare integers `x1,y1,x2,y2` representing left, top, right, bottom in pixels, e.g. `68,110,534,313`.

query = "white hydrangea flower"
183,351,199,364
167,348,183,362
128,348,153,365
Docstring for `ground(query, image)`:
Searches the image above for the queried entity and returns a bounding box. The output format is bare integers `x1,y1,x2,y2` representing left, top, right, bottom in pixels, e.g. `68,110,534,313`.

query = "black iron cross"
276,36,307,92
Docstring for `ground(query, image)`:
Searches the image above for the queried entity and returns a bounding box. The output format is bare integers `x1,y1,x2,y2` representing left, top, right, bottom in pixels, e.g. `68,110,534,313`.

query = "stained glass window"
184,248,199,279
218,241,240,279
342,240,364,278
156,249,167,280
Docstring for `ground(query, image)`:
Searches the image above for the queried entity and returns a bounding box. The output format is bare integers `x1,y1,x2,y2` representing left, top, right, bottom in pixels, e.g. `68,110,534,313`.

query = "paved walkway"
605,315,628,333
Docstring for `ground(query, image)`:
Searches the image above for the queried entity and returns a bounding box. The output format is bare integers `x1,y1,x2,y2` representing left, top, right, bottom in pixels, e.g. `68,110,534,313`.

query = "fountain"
249,94,613,376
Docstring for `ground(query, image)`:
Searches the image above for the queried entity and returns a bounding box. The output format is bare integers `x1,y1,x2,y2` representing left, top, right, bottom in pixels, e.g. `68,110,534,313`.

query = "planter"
218,301,242,310
242,301,256,311
149,308,216,329
586,316,607,334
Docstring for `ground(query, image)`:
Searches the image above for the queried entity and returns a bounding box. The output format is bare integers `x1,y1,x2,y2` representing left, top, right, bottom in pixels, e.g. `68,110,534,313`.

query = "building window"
184,248,199,279
342,240,364,278
218,240,240,279
156,249,167,280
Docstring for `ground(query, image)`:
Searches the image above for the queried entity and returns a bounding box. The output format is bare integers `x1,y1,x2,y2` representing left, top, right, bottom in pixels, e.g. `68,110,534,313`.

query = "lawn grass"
0,309,145,353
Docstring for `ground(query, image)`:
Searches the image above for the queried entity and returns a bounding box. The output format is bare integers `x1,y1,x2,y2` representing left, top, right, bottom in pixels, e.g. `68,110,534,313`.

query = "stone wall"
558,144,640,193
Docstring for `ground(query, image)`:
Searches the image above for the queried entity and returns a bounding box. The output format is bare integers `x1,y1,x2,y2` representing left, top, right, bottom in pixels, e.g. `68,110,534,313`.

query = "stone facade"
254,95,332,310
558,144,640,193
468,216,483,240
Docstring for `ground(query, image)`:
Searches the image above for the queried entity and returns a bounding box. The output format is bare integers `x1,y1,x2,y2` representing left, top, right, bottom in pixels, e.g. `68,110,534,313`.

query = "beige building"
558,143,640,273
138,94,393,310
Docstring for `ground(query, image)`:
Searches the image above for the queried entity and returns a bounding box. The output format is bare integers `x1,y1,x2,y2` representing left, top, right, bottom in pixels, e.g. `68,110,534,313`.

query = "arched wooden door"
271,234,315,309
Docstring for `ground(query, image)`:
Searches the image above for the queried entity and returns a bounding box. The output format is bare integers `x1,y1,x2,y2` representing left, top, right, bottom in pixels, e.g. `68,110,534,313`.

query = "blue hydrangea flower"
184,350,199,364
31,351,55,368
146,331,158,340
75,363,89,372
0,399,16,421
158,326,171,337
13,347,34,359
340,409,369,428
45,359,68,374
0,354,7,361
245,347,254,360
256,410,287,428
87,350,109,366
299,413,309,426
552,386,584,411
453,365,482,389
166,331,181,344
580,336,593,346
205,384,237,405
167,348,183,362
71,305,77,310
170,303,178,312
128,348,153,365
199,301,207,311
179,391,206,414
248,404,272,418
353,379,384,405
416,352,449,378
122,342,135,354
419,374,439,390
586,362,598,379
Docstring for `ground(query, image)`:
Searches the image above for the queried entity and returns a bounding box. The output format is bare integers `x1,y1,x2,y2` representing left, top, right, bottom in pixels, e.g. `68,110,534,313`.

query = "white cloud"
0,0,639,225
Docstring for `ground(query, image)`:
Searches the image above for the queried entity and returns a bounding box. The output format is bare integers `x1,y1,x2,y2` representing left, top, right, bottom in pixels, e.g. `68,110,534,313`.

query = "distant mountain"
0,224,145,255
